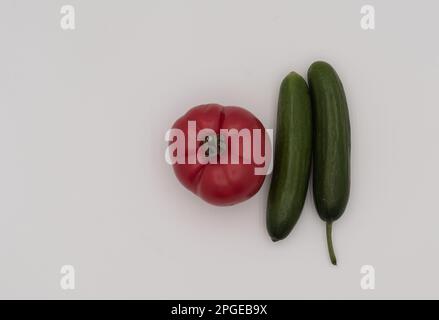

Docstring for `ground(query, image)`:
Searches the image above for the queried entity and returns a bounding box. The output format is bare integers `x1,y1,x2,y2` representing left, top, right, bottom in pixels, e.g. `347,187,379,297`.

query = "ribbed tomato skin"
170,104,268,206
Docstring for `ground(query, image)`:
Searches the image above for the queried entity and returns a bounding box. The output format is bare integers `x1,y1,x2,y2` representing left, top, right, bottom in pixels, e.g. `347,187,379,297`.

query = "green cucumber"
308,61,351,265
266,72,312,241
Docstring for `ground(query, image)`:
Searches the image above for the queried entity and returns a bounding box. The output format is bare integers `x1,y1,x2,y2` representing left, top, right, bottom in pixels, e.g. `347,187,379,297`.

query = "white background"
1,0,438,299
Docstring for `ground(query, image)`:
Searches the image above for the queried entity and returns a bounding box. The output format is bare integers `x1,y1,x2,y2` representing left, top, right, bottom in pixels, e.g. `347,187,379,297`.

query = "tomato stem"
326,222,337,266
203,134,226,159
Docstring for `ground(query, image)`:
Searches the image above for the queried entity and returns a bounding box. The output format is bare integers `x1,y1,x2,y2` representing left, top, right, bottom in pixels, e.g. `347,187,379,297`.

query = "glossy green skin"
267,72,312,241
308,61,351,222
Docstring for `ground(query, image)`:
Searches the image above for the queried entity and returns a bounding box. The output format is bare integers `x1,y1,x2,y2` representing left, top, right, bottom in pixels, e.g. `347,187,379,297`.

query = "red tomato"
169,104,268,206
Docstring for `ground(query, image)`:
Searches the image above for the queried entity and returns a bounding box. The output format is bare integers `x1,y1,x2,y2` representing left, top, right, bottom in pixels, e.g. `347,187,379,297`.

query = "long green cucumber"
267,72,312,241
308,61,351,265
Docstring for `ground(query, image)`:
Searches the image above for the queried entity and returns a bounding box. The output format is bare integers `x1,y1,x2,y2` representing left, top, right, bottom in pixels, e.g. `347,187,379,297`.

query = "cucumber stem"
326,222,337,266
